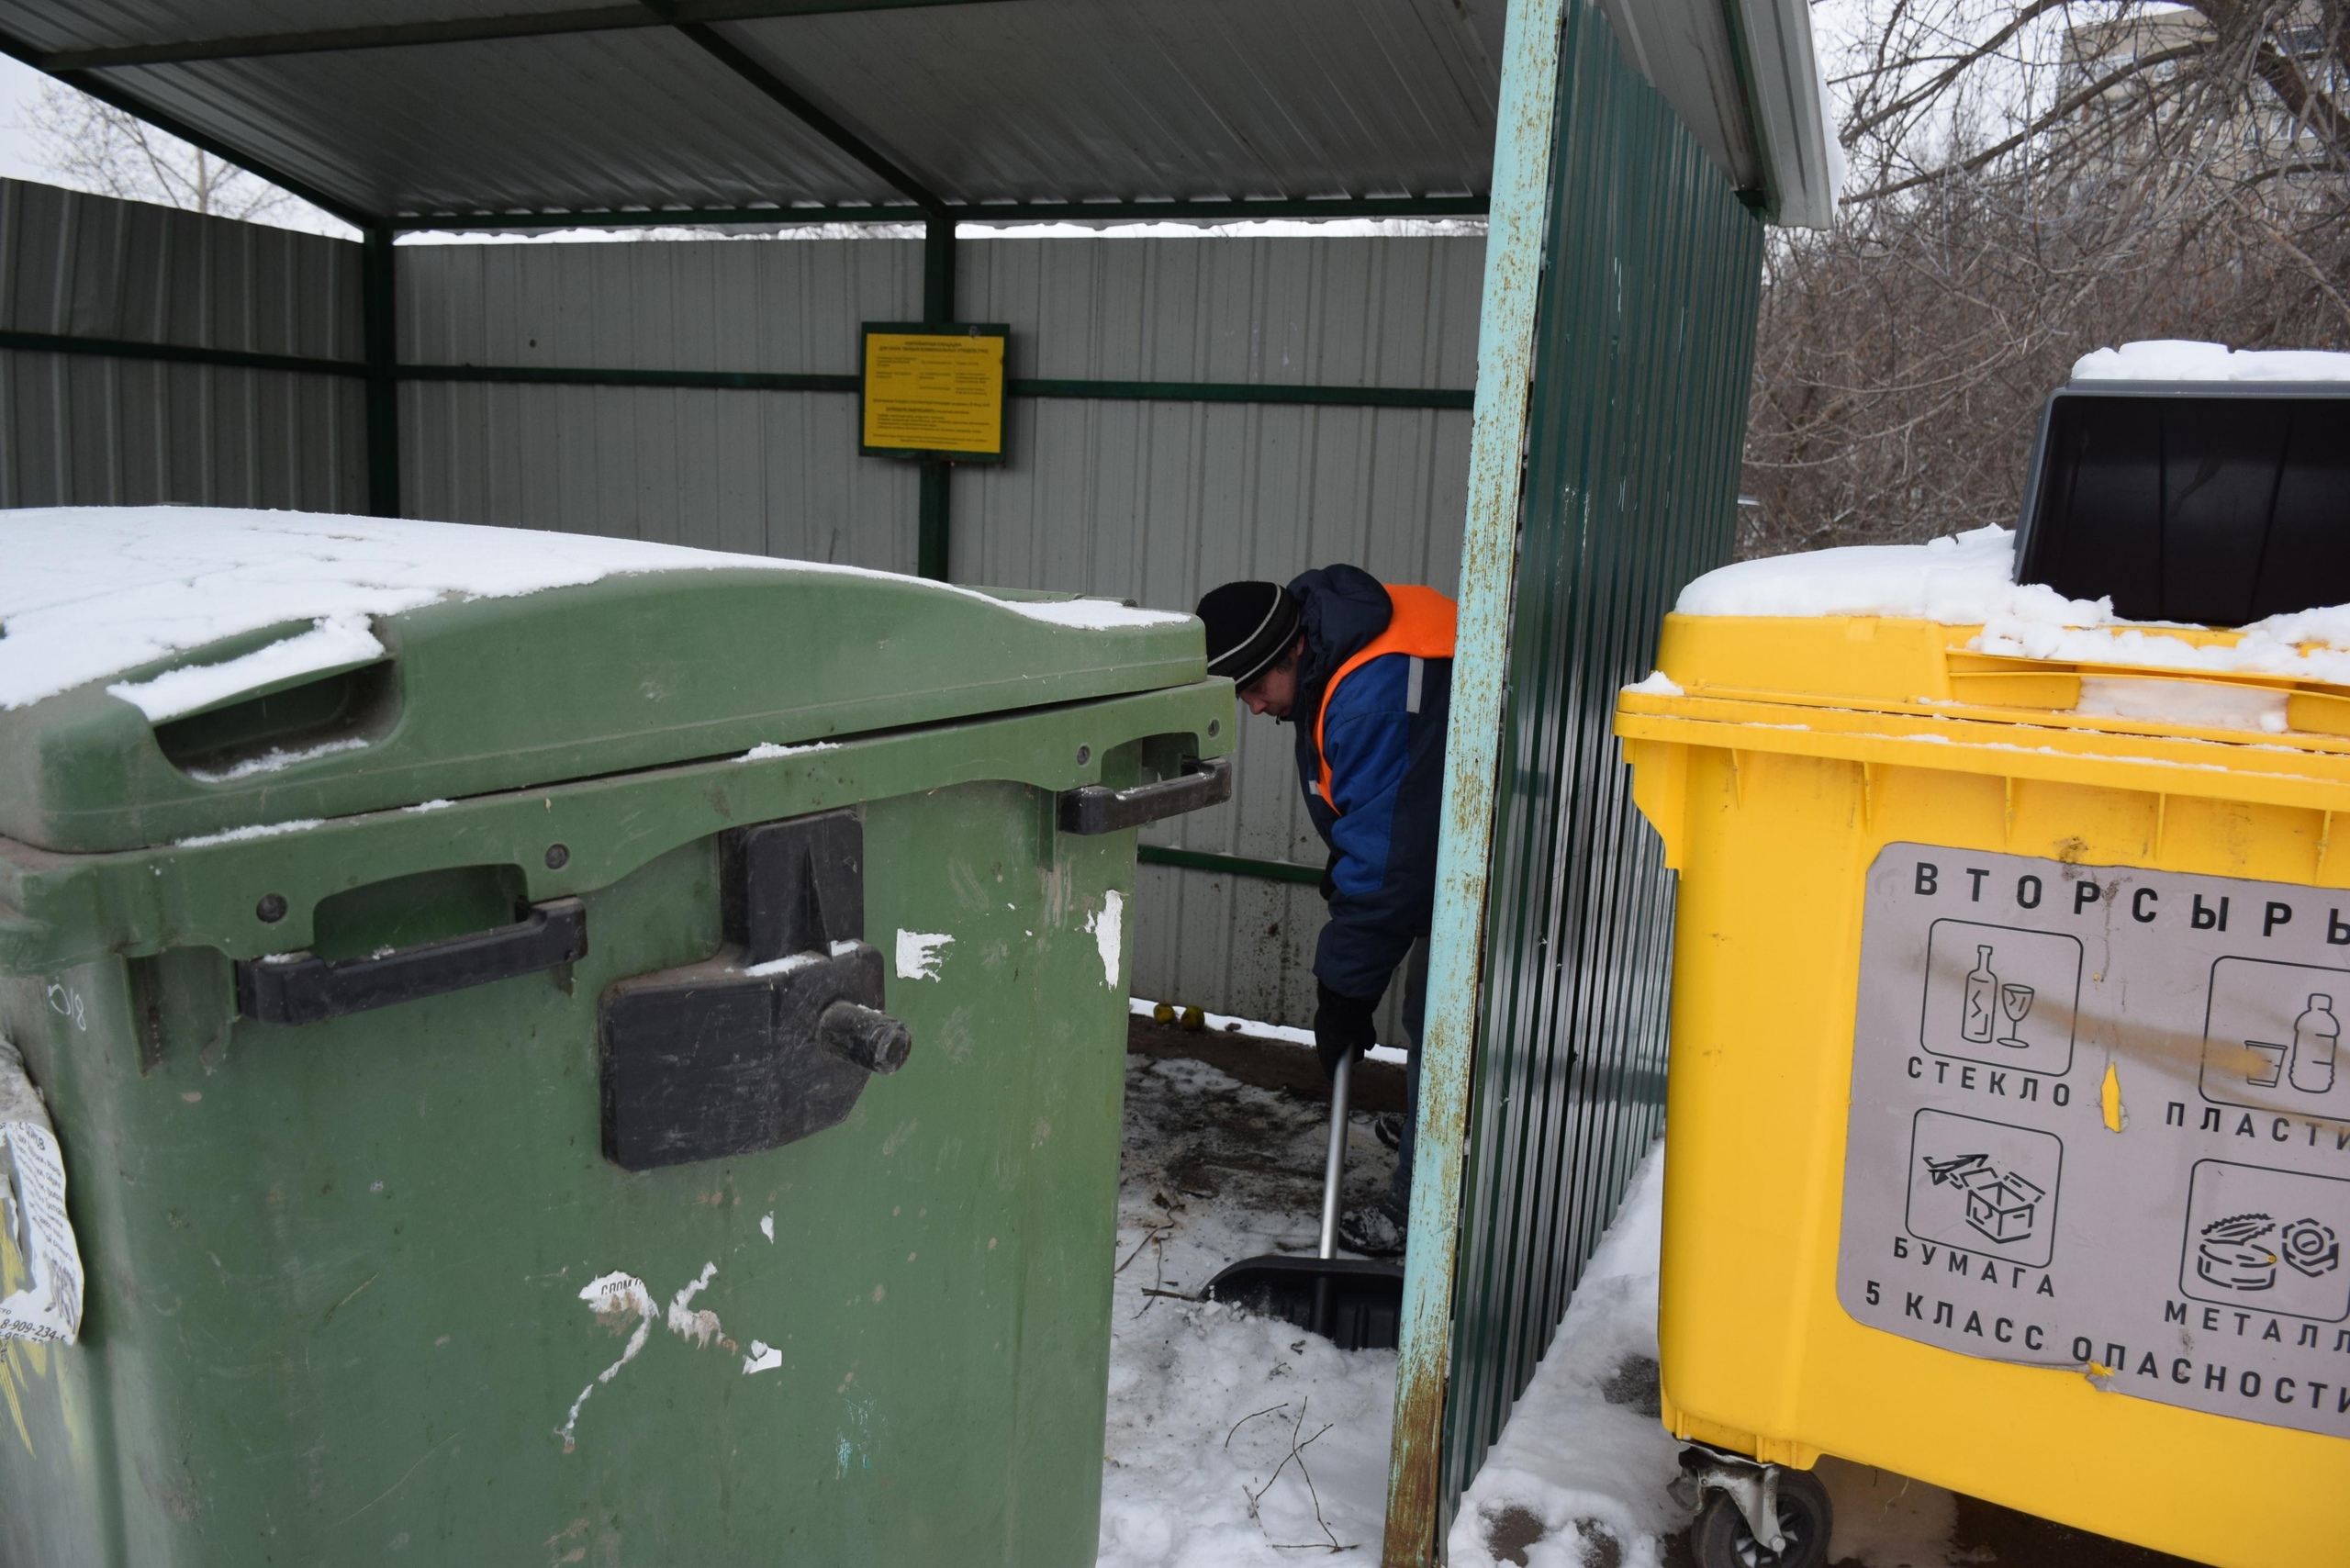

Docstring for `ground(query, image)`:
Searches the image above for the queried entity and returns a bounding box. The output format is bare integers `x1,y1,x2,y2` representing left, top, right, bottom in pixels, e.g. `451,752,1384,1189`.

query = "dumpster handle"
234,897,588,1025
1058,756,1232,835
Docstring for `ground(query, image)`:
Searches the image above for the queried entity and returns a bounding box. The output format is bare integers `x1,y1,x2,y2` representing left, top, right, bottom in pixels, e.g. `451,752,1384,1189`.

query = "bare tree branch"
2222,186,2350,328
1851,42,2210,203
1841,0,2081,145
1741,0,2348,558
25,84,293,222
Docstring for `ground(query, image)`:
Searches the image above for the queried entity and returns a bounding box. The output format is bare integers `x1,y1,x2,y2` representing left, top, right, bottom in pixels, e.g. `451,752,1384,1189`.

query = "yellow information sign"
859,324,1009,460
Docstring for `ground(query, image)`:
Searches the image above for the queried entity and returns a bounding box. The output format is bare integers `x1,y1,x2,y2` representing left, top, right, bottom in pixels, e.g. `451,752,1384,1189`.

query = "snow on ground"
1111,1062,2156,1567
1445,1143,1970,1568
1128,995,1409,1066
0,506,1186,712
1102,1053,1400,1566
1446,1144,1684,1568
2072,340,2350,383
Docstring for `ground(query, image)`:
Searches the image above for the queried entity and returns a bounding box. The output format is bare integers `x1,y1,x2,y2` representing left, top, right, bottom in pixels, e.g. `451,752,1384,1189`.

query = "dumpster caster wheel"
1690,1466,1830,1568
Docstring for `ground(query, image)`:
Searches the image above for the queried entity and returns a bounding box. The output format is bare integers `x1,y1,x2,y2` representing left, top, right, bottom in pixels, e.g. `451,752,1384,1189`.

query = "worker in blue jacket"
1195,566,1455,1256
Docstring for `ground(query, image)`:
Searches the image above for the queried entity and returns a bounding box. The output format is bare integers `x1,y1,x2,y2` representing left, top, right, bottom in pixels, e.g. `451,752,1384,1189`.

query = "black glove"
1313,982,1379,1079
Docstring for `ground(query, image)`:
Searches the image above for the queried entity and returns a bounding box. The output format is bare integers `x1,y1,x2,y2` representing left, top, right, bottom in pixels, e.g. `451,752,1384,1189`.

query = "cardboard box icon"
1960,1167,2045,1244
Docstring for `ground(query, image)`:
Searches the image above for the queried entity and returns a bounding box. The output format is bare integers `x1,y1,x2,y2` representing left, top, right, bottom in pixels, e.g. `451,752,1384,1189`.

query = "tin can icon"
2197,1213,2279,1292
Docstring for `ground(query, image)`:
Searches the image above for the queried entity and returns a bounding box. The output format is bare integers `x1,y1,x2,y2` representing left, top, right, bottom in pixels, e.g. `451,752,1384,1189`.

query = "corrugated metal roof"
1595,0,1756,189
1600,0,1837,227
107,30,887,216
722,5,1504,204
1728,0,1838,228
0,0,1830,229
0,0,1505,224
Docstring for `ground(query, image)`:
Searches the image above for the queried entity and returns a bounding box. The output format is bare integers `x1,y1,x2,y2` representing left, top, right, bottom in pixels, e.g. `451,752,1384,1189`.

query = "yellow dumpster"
1618,517,2350,1568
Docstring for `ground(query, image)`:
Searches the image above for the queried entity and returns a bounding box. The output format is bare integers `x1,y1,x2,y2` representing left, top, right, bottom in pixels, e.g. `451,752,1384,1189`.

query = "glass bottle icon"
1963,946,1999,1043
2290,993,2339,1095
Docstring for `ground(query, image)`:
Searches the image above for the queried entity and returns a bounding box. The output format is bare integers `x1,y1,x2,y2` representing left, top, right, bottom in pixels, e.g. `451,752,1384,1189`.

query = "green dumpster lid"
0,507,1205,854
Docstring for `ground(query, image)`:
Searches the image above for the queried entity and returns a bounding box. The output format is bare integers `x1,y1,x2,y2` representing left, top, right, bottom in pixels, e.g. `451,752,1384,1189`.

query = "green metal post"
1384,0,1770,1551
1381,0,1563,1557
917,467,949,580
916,212,957,581
363,227,400,518
923,210,957,324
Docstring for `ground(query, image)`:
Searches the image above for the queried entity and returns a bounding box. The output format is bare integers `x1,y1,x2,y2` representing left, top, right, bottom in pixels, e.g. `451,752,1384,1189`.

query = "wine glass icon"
1997,983,2035,1048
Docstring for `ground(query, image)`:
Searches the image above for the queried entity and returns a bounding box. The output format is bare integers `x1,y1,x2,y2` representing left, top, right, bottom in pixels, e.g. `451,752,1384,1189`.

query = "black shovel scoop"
1203,1052,1404,1350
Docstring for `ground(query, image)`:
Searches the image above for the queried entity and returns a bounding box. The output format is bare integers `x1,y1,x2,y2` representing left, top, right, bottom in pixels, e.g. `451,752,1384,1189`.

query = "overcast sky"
0,54,55,185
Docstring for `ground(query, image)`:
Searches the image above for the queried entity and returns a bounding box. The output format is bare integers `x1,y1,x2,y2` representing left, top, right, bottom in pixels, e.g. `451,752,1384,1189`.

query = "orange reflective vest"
1312,584,1457,812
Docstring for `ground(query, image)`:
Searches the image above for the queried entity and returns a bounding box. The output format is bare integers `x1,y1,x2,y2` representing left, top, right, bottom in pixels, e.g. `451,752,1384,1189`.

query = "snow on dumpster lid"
0,507,1187,714
1673,526,2094,625
0,508,1203,855
2071,340,2350,385
1669,525,2350,689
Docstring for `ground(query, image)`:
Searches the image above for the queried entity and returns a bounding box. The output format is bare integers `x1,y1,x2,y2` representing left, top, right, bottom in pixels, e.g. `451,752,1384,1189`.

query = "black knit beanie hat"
1195,580,1302,689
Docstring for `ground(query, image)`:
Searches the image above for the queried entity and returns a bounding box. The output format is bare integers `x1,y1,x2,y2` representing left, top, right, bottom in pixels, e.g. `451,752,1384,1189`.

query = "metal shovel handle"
1317,1049,1352,1260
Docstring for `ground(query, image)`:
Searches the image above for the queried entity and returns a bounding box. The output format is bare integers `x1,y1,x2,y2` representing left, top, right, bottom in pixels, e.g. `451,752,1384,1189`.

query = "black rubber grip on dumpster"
722,809,861,962
1059,756,1232,835
600,942,894,1170
2014,385,2350,623
600,807,912,1170
235,897,588,1025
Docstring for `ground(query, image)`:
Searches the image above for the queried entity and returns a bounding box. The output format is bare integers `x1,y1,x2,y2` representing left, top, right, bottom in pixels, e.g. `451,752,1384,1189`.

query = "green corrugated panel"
1438,0,1763,1518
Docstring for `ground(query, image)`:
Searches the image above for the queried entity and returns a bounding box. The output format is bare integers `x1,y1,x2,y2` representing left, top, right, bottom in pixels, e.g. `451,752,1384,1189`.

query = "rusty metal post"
1377,0,1564,1559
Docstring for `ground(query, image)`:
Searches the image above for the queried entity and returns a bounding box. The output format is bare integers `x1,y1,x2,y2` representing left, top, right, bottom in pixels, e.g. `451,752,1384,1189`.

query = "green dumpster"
0,506,1232,1566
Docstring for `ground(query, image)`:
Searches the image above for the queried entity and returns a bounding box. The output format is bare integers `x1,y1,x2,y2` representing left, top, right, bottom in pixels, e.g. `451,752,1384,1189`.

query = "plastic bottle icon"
1963,946,1998,1044
2290,993,2338,1095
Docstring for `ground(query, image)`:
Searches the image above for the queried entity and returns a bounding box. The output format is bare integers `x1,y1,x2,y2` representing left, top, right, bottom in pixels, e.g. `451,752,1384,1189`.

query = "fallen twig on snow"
1225,1402,1290,1447
1114,1223,1174,1275
1240,1395,1355,1552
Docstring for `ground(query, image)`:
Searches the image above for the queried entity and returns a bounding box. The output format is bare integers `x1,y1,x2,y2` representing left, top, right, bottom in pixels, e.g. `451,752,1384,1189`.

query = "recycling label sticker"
1836,844,2350,1439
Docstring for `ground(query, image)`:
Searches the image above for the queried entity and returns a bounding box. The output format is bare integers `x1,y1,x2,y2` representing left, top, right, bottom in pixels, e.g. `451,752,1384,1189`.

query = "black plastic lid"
2012,382,2350,624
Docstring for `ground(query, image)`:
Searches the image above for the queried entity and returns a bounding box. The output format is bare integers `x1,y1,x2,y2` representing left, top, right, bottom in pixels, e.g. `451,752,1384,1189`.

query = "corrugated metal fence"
397,239,925,565
395,232,1483,1029
1437,0,1762,1526
0,184,1482,1030
0,181,364,510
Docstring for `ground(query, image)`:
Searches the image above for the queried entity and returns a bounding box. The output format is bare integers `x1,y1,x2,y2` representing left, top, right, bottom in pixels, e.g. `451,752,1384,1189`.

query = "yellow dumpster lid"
1616,523,2350,812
